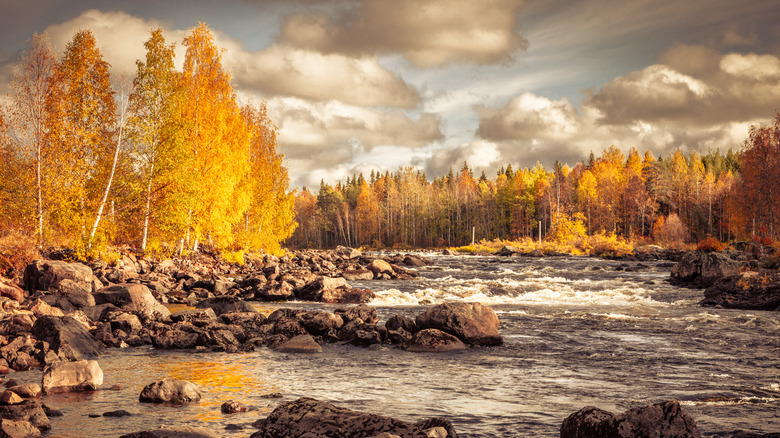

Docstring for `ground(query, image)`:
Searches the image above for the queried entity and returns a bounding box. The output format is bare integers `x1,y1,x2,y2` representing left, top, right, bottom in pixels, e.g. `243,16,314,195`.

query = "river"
22,254,780,437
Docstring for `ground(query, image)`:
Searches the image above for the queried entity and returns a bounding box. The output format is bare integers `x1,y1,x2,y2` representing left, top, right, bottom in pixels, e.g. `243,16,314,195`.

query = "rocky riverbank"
669,242,780,311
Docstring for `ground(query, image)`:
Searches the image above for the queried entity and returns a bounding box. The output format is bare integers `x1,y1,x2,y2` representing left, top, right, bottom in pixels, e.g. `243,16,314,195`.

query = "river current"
24,254,780,437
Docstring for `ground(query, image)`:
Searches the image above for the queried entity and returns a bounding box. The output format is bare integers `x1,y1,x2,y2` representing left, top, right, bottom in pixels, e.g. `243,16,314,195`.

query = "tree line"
289,114,780,249
0,23,296,256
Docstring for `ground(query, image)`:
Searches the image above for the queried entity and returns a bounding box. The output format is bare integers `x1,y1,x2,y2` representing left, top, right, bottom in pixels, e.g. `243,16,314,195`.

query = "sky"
1,0,779,189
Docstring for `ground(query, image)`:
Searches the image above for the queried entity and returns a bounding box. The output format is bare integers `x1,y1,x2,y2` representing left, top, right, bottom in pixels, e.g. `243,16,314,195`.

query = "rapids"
20,254,780,437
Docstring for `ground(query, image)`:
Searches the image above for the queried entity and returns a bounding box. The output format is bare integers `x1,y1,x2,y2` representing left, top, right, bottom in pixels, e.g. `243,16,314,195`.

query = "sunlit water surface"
18,255,779,437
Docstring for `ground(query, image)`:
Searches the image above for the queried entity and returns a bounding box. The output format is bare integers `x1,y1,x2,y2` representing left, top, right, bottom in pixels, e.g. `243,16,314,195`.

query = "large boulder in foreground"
94,284,171,320
561,400,700,438
671,251,744,288
250,397,455,438
0,418,42,437
119,426,220,438
415,302,502,346
701,271,780,311
0,401,50,432
31,315,103,362
139,379,201,403
42,360,103,394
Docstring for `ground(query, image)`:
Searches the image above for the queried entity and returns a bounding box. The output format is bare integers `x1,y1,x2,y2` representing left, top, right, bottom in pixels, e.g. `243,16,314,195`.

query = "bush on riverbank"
452,232,644,257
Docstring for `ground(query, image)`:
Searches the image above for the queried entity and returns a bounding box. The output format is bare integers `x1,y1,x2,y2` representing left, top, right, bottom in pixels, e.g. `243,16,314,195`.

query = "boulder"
0,391,23,405
320,287,375,304
274,334,322,354
337,304,378,325
404,329,467,353
94,284,171,320
41,360,103,394
221,400,248,414
342,269,375,281
415,302,502,346
0,418,42,437
6,383,41,399
119,426,220,438
195,296,259,316
299,311,343,335
671,251,744,288
57,278,96,308
0,282,24,303
250,397,436,438
31,316,103,362
23,260,97,294
441,249,457,256
701,272,780,311
495,245,519,256
335,246,362,259
561,400,700,438
150,329,199,350
170,308,218,323
0,401,50,432
25,299,64,318
139,379,201,403
366,260,394,278
296,277,348,302
385,314,418,334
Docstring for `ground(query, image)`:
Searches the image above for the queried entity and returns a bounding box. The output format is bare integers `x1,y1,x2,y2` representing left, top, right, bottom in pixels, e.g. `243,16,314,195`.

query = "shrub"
0,229,40,277
696,237,726,252
653,213,688,248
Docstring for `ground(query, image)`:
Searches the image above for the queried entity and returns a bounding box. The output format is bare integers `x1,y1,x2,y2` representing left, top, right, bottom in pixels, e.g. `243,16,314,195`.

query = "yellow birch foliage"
45,30,117,246
240,104,297,254
182,23,250,248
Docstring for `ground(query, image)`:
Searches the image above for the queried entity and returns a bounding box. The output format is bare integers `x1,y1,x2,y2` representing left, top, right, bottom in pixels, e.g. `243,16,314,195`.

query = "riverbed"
21,254,780,437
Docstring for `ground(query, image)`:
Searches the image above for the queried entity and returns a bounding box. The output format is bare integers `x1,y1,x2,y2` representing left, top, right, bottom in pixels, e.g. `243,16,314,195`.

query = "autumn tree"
128,27,191,251
240,103,296,254
45,30,117,247
4,33,57,245
181,22,250,250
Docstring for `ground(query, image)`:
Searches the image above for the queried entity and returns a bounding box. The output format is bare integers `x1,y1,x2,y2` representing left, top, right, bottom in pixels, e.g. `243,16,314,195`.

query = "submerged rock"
561,399,700,438
403,329,467,353
250,397,454,438
274,334,322,354
118,425,220,438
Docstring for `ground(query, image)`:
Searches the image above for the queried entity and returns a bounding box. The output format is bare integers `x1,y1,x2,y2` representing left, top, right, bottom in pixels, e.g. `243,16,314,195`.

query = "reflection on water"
20,255,780,437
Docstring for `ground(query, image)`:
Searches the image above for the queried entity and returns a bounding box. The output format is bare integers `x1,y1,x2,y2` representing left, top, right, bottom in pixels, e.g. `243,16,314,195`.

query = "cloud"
278,0,528,67
586,45,780,126
476,93,579,142
264,97,443,187
425,140,502,177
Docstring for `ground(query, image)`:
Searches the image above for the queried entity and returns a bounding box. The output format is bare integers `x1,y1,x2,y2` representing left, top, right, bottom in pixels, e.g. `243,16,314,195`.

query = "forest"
289,113,780,251
0,24,296,258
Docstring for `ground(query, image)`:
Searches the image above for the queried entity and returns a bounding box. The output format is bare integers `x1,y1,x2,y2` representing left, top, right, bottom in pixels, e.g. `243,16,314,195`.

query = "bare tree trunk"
87,81,128,251
141,160,155,251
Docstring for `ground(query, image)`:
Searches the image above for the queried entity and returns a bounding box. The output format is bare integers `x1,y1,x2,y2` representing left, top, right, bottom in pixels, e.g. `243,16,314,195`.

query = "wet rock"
385,314,418,334
366,260,394,278
402,255,427,267
441,249,457,256
31,316,103,362
250,397,437,438
0,401,50,431
342,269,374,281
729,432,780,438
671,250,744,288
0,418,41,437
296,277,348,302
404,329,467,353
119,425,220,438
40,403,63,417
274,334,322,354
337,304,378,325
109,312,143,334
195,296,259,316
41,360,103,394
299,312,343,335
320,287,375,304
221,400,248,414
352,326,385,347
414,417,459,438
94,284,171,321
415,302,502,346
150,328,199,350
139,379,201,403
103,409,133,417
495,246,519,256
701,272,780,311
561,399,700,438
